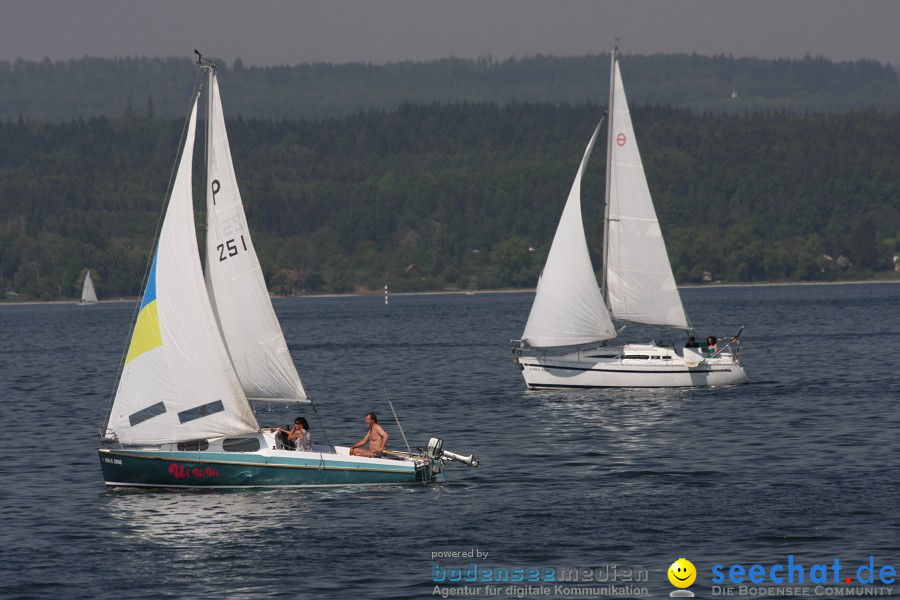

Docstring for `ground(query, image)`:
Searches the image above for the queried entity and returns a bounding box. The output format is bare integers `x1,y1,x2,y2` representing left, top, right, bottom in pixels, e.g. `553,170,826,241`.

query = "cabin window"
223,437,261,452
623,355,650,360
177,440,209,451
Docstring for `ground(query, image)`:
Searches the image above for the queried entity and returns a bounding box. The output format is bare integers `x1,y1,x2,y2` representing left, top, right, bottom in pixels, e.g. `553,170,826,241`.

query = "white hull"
515,50,750,390
516,344,748,389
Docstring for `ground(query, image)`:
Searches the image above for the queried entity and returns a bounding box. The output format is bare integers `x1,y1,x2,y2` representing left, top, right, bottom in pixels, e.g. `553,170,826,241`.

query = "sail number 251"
211,179,248,261
218,236,248,261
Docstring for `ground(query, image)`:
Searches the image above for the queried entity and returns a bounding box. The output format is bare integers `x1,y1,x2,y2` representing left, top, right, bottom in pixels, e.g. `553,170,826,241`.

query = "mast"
197,50,216,237
205,63,215,214
600,45,617,306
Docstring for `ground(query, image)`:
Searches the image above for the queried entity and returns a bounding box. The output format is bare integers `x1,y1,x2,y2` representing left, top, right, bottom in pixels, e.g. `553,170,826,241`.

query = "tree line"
1,100,898,301
1,53,899,122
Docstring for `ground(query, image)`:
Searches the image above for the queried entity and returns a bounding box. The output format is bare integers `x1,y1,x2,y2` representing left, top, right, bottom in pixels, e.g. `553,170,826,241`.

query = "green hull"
99,448,442,489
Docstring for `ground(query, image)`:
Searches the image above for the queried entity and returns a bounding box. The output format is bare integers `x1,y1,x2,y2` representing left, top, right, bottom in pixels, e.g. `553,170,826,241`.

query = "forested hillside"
1,52,899,121
2,101,898,300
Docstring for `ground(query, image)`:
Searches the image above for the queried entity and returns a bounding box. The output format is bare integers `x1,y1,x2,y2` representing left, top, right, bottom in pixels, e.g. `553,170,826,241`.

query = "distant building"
405,264,428,278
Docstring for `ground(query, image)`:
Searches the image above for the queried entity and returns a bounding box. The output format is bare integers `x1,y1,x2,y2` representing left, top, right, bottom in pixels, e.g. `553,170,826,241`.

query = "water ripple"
1,285,899,597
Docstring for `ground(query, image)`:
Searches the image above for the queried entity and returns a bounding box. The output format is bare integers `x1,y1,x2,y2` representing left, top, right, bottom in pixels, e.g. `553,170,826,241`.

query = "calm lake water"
1,283,898,599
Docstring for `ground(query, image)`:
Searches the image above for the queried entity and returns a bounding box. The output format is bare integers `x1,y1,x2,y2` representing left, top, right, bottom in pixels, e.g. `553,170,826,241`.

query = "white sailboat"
514,48,748,388
79,271,99,305
99,59,477,488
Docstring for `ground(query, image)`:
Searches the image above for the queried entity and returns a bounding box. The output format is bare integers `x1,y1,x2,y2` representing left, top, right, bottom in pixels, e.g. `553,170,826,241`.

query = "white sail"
605,57,689,330
521,121,617,347
81,271,98,304
203,71,308,403
105,97,259,445
514,49,747,390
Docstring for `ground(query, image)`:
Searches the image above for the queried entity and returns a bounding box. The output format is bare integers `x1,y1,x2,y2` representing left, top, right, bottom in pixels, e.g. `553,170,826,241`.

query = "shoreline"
2,278,899,306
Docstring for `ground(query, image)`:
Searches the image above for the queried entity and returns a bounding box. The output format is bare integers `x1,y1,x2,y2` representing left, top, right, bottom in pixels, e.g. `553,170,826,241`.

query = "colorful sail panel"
125,254,161,364
106,96,259,445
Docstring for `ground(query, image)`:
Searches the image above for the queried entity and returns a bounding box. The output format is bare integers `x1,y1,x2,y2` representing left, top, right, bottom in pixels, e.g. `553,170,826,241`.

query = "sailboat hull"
98,433,442,489
98,68,477,490
517,346,748,389
516,50,751,390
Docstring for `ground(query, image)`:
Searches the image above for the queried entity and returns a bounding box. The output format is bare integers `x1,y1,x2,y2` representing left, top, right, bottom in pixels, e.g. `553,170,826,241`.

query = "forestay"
521,121,617,347
106,98,259,445
605,58,689,330
204,72,308,404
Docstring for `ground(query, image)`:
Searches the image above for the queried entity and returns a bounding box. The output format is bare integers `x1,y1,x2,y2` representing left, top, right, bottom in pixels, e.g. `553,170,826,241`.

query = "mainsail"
203,70,308,404
521,48,690,350
604,54,689,330
105,96,259,445
521,121,617,347
81,271,98,304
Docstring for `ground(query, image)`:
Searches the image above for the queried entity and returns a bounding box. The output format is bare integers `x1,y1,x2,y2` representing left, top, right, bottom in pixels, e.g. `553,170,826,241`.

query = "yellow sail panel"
105,92,258,445
125,300,162,364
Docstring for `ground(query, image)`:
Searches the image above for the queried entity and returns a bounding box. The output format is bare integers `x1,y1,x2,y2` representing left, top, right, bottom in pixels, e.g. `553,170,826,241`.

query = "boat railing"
708,337,741,363
511,342,583,360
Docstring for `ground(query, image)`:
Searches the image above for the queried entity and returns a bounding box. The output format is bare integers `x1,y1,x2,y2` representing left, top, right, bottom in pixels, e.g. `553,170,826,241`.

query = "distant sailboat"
98,57,477,489
513,47,748,388
80,271,99,305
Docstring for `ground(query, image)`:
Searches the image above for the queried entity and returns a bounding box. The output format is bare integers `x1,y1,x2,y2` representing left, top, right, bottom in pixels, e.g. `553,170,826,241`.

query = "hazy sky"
2,0,899,67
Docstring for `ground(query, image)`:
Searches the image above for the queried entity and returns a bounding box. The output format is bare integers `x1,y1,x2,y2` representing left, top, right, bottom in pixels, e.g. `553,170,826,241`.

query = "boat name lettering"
168,464,223,479
217,235,248,262
103,457,123,465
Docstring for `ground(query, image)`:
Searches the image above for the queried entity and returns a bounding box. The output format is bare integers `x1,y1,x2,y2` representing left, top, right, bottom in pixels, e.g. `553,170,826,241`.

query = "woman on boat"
705,336,719,357
278,417,311,451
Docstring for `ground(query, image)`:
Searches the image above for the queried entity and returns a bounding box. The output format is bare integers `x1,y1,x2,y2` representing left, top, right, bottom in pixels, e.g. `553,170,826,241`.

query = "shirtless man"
349,412,389,457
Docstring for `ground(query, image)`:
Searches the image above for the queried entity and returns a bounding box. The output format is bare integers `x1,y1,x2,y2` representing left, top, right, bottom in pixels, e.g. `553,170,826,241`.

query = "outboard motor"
426,437,480,467
426,437,443,459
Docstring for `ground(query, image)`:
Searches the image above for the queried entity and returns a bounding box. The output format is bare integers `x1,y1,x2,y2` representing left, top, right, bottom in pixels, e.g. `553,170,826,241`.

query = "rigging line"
200,64,213,274
100,68,207,436
306,393,336,453
385,387,413,454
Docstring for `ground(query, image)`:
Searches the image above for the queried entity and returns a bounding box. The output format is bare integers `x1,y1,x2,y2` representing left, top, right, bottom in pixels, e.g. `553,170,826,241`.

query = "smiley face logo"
668,558,697,588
